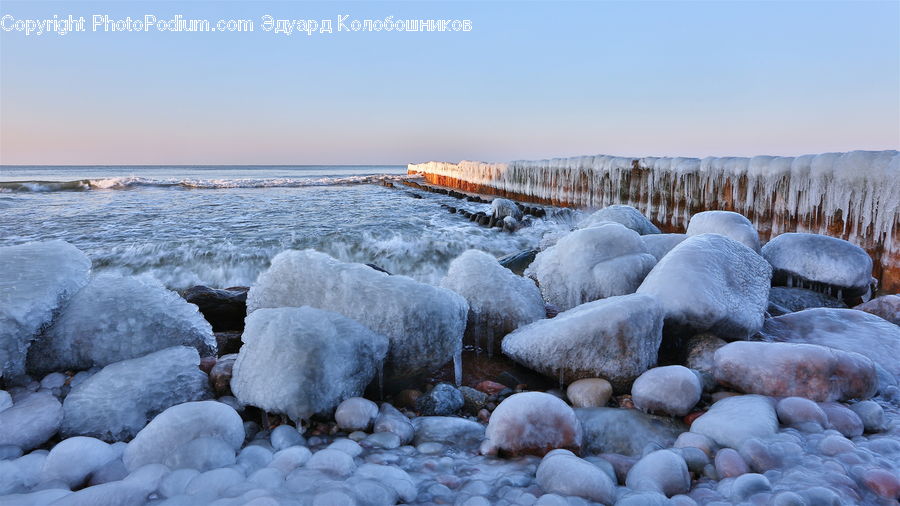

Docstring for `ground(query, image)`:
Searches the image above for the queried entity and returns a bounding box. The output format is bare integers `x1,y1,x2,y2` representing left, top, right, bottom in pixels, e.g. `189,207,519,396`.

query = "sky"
1,1,898,165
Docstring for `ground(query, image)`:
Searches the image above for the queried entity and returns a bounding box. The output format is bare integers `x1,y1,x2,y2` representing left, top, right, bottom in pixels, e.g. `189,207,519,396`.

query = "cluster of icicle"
409,151,900,252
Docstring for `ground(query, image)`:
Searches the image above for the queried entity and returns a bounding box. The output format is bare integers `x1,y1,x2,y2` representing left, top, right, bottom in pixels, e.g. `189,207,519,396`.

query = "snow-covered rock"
536,450,616,504
61,346,212,441
0,240,91,379
483,392,581,456
690,395,778,449
626,450,691,497
525,223,657,310
440,250,545,353
576,407,685,456
40,436,117,487
762,233,874,297
686,211,760,252
491,198,523,221
641,233,687,261
246,249,467,378
566,378,613,408
502,294,663,391
713,341,877,402
0,391,62,451
854,295,900,325
231,307,388,422
334,397,378,432
27,274,215,376
122,401,244,471
581,205,661,235
636,233,771,341
631,366,701,417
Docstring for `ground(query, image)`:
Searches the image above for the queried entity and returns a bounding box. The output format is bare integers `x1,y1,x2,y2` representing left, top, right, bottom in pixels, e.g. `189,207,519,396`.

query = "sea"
0,166,576,290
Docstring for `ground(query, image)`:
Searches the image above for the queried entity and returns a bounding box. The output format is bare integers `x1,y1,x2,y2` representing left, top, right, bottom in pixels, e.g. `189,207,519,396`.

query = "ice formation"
579,204,661,234
640,233,687,261
40,436,118,487
535,450,616,504
576,407,685,456
631,365,702,417
27,274,216,375
230,307,389,421
525,223,658,311
0,391,62,451
762,232,874,296
484,392,581,456
690,395,778,449
61,346,212,441
0,240,91,379
637,233,772,341
686,210,760,252
625,449,691,497
490,198,522,221
440,249,545,354
246,249,467,378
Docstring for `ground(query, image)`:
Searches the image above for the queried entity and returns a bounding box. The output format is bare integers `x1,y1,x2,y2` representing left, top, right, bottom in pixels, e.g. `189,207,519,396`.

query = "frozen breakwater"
409,150,900,292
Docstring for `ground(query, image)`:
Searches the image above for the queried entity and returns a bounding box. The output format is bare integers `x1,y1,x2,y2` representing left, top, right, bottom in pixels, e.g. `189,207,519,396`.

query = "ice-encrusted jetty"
2,186,900,504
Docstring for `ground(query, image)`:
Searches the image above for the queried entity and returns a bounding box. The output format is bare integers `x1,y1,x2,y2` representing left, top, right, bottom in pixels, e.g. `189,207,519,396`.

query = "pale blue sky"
1,1,898,165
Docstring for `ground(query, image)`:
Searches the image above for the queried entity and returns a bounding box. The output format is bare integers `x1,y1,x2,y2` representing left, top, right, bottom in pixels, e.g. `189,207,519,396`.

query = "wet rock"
566,378,613,408
768,287,846,316
502,294,663,392
393,389,421,409
373,403,414,444
475,380,506,396
412,416,484,447
631,366,702,417
576,407,685,457
416,383,464,416
334,397,378,432
0,392,62,451
762,232,873,297
849,400,885,432
685,333,726,376
498,249,538,276
713,341,877,402
625,450,691,497
714,448,748,478
641,233,688,261
686,210,760,252
819,402,864,437
183,285,248,331
484,392,581,456
214,331,243,356
536,450,616,504
581,205,661,235
690,395,778,449
459,386,487,413
854,294,900,325
637,233,772,343
775,397,828,430
209,353,237,397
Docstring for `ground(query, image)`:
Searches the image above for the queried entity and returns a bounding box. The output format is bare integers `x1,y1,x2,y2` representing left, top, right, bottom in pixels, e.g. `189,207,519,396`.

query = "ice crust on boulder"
27,274,215,375
536,450,616,504
502,294,663,391
641,233,687,261
246,249,467,378
61,346,212,441
690,395,778,449
484,392,581,456
762,233,874,297
686,210,760,252
0,240,91,379
637,233,772,341
576,407,685,456
631,365,702,417
490,198,523,221
0,391,62,451
441,250,545,354
40,436,117,487
580,204,661,235
231,307,388,421
525,223,657,311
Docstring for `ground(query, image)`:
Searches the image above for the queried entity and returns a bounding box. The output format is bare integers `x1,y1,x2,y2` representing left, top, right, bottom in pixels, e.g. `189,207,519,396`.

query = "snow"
440,250,545,355
686,210,760,252
246,249,467,379
121,401,244,471
61,346,212,441
0,240,91,380
231,307,388,422
580,204,660,235
0,392,62,451
690,395,778,449
525,223,658,311
27,274,216,376
501,294,663,391
762,233,874,297
636,233,772,341
483,392,581,456
40,436,117,488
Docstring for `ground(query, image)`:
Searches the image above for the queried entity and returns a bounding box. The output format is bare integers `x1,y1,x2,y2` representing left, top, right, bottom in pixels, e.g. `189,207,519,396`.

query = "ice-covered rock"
269,424,305,451
686,211,760,252
525,223,657,310
576,407,685,456
685,333,726,377
854,294,900,325
411,416,484,447
27,274,215,376
690,395,778,449
334,397,378,432
641,233,688,261
491,198,523,221
502,294,663,391
440,250,545,353
355,464,416,503
0,390,12,413
373,403,414,444
182,285,248,332
631,366,701,417
416,383,463,416
819,402,864,438
849,400,885,432
626,450,691,497
760,308,900,386
483,392,581,456
762,233,874,297
581,205,661,235
0,240,91,379
306,448,356,477
536,450,616,504
566,378,612,408
122,401,244,471
40,436,117,487
636,233,771,342
713,341,876,402
231,307,388,422
714,448,748,478
61,346,212,441
775,397,828,430
246,249,467,378
767,287,846,316
0,392,62,451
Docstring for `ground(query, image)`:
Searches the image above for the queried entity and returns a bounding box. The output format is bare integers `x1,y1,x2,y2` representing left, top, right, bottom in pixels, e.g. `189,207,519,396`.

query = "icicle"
453,348,462,386
558,368,565,391
377,362,384,400
487,330,495,359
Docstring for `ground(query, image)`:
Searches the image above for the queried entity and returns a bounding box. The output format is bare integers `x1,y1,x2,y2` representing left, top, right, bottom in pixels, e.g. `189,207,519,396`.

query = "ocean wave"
0,174,411,193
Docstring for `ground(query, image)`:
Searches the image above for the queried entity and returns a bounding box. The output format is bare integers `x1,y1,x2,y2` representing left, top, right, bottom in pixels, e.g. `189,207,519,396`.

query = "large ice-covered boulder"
581,204,661,235
27,274,216,376
686,211,760,252
0,391,62,451
246,250,466,378
641,234,687,261
502,294,663,391
714,341,877,402
484,392,581,456
761,233,873,297
636,233,771,342
440,250,545,353
576,407,685,456
525,223,657,311
759,308,900,387
690,395,778,449
231,307,388,421
61,346,213,441
0,240,91,379
491,198,523,221
122,401,244,471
